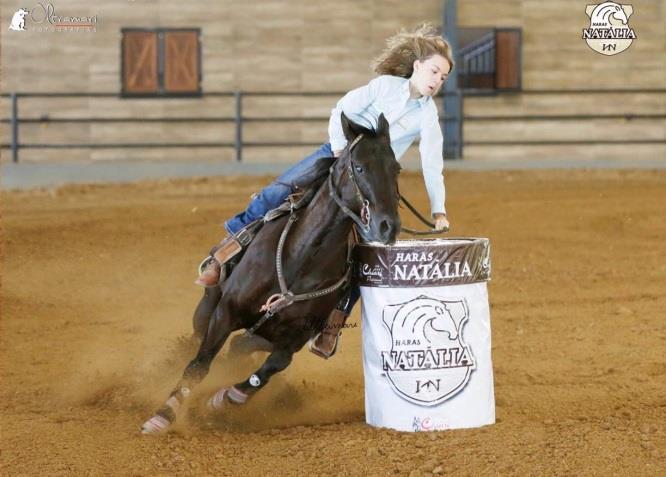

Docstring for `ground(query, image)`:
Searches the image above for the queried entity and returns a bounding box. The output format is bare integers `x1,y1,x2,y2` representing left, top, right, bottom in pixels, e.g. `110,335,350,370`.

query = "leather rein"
399,193,449,235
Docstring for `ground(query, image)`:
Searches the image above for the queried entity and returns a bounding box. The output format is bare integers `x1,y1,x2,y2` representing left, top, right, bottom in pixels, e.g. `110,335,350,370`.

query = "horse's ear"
377,113,390,139
341,111,359,142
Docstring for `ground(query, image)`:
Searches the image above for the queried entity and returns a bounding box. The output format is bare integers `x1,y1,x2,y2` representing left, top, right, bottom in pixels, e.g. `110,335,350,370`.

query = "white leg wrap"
207,388,228,411
227,386,249,404
165,396,181,413
207,386,248,411
141,415,171,435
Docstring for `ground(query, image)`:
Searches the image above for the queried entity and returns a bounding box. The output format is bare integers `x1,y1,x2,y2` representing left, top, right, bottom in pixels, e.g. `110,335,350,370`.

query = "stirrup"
308,309,348,359
308,333,340,360
196,256,226,288
197,256,217,276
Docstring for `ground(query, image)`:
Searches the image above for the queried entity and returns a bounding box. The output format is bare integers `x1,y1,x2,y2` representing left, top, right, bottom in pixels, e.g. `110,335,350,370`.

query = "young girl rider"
196,24,454,357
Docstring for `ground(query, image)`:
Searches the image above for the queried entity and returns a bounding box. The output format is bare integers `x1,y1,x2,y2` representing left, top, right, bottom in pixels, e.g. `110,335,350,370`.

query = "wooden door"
495,29,522,91
164,31,200,93
123,31,158,94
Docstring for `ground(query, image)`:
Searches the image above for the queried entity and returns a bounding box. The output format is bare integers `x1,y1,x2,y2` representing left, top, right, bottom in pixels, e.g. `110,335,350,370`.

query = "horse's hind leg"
207,348,293,409
192,287,221,341
142,303,235,434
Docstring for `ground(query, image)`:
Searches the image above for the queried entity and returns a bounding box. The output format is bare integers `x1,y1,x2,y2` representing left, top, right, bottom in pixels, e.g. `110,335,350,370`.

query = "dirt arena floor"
2,169,665,476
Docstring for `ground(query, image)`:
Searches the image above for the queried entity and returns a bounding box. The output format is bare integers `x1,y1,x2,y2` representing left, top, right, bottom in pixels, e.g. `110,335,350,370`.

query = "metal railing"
456,31,497,90
0,90,460,163
1,91,344,163
459,31,496,77
1,89,665,163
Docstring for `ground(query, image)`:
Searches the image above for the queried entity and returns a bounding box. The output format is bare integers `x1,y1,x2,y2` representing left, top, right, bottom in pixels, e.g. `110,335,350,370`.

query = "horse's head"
331,112,401,244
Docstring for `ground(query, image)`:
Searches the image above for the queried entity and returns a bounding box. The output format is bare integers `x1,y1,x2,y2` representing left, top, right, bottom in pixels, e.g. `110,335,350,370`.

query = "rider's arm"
419,102,446,217
328,76,386,154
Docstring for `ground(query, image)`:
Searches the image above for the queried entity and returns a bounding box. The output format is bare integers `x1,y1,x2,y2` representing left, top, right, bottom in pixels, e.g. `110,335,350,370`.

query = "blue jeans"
224,142,334,234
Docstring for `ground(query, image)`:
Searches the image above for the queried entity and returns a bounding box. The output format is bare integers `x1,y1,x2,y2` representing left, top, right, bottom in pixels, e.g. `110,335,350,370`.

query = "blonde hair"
372,23,454,78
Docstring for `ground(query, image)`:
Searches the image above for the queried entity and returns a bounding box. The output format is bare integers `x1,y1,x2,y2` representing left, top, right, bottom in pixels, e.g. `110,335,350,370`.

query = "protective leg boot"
194,235,243,287
309,308,349,359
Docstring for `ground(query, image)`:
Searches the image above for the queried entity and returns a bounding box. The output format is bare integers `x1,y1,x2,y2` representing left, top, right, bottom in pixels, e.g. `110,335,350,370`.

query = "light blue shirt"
328,75,446,215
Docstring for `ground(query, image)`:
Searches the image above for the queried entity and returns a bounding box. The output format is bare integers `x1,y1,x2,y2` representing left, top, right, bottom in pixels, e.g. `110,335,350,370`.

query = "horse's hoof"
141,415,171,435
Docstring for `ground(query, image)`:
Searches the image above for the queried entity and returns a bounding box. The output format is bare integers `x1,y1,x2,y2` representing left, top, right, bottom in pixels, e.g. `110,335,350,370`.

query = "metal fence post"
456,89,463,158
443,0,463,159
11,92,19,162
234,91,243,162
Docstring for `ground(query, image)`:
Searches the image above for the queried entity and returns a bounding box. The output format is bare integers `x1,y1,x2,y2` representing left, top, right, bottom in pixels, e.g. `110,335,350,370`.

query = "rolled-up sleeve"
328,76,385,152
418,103,446,216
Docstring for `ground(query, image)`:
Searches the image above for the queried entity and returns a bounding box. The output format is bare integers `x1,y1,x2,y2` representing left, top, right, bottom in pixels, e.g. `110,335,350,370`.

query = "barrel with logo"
355,238,494,432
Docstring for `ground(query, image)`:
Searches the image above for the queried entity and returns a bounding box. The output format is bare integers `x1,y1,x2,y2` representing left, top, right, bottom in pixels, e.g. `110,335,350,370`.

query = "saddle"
231,168,332,253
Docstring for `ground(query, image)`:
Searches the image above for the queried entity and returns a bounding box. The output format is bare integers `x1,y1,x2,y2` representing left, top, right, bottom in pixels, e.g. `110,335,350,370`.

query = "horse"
141,112,402,434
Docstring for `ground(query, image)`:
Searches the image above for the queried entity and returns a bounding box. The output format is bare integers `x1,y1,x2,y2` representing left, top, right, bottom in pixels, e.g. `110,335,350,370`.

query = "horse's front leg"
207,348,294,409
141,304,235,435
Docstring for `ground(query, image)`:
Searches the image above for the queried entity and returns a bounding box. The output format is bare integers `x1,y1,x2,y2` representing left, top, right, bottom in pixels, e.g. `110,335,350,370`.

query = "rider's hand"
433,213,449,232
333,150,343,158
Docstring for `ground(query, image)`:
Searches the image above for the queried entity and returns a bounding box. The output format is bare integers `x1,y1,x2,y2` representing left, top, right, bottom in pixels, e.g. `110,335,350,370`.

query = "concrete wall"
1,0,664,163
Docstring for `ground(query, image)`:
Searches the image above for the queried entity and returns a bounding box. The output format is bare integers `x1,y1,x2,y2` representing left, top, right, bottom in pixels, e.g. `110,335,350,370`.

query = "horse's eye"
354,165,364,174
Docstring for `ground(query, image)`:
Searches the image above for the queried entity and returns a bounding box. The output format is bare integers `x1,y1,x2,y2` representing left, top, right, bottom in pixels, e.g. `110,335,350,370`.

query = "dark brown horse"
141,113,401,434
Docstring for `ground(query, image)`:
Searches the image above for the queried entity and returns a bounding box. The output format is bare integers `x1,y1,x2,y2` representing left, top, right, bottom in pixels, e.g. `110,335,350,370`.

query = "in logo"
380,295,475,406
8,8,29,31
583,2,636,55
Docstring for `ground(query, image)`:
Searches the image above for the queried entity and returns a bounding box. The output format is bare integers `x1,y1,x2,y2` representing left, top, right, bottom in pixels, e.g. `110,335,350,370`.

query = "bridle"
328,134,371,234
328,133,444,236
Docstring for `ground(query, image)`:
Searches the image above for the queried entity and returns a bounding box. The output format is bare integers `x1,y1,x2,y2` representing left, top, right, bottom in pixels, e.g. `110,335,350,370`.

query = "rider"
196,23,453,357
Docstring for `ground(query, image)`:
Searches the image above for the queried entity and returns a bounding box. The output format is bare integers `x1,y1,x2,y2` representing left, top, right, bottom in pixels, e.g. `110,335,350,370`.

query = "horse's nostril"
379,220,390,237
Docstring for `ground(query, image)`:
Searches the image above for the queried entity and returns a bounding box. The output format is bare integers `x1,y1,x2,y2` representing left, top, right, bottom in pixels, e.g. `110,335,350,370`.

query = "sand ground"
1,170,665,476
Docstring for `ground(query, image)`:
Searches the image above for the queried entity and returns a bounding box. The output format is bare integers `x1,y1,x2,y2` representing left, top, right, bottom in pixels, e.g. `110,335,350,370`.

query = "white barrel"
355,238,494,432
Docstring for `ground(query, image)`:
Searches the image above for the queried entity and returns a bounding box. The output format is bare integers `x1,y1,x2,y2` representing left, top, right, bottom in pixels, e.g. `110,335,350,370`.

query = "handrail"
458,31,496,78
3,88,664,98
2,89,666,162
458,32,495,57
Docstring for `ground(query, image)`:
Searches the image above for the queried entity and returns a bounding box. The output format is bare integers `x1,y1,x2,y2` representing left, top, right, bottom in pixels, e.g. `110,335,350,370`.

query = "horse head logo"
9,8,29,32
583,2,636,56
380,296,475,406
589,2,629,27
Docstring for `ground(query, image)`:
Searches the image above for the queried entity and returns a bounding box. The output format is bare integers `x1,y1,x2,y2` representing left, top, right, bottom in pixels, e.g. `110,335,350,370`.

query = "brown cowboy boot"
309,308,349,359
194,235,243,287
